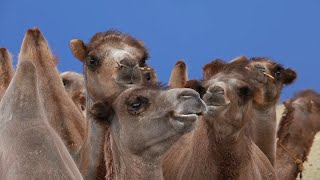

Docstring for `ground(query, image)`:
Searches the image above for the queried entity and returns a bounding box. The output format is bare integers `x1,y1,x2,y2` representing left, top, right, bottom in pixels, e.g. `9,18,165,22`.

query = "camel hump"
0,48,11,64
0,61,42,123
19,28,56,65
15,61,37,86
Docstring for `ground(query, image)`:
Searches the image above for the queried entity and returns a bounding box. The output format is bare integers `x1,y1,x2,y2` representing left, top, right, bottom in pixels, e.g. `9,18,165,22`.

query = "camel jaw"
170,112,199,133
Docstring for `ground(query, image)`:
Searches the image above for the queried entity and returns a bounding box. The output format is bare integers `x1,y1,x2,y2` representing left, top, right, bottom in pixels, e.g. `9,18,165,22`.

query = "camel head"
202,73,255,136
91,86,206,161
246,58,297,108
279,90,320,141
69,30,157,102
60,71,86,115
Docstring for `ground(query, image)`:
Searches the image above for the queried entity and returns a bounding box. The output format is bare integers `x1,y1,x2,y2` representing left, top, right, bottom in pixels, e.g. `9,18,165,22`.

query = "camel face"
203,73,254,129
60,71,86,114
282,90,320,134
246,58,297,107
92,87,206,160
70,31,156,102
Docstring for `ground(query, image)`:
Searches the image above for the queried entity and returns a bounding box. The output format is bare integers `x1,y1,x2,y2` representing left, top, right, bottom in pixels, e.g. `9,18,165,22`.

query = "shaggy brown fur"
0,48,14,100
276,89,320,180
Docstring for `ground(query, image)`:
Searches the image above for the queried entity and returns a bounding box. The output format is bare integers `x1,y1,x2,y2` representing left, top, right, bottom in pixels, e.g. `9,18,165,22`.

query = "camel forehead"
109,46,135,62
207,75,242,88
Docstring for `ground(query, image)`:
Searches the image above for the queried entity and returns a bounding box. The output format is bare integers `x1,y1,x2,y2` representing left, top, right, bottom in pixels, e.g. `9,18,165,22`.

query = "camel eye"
87,55,101,69
127,96,149,115
145,72,151,81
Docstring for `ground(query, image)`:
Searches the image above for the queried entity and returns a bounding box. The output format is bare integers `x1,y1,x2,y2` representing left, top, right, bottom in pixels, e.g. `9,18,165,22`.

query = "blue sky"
1,0,319,101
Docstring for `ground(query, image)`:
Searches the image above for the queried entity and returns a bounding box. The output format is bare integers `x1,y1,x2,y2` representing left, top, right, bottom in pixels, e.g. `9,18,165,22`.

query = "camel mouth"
170,111,200,133
205,103,230,113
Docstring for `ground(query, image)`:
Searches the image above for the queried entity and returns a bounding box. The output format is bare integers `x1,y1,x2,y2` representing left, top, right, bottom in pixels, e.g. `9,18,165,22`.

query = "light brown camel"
18,28,87,173
163,61,276,180
0,61,83,180
60,71,86,116
245,57,297,166
70,30,158,179
90,86,206,180
168,60,188,88
276,90,320,180
0,48,14,100
202,57,297,166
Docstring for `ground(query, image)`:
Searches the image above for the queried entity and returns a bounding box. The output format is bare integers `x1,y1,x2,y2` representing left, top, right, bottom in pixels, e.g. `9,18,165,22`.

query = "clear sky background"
1,0,319,102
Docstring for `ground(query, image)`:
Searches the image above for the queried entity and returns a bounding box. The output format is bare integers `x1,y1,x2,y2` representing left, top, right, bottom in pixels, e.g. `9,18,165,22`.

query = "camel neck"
111,139,163,180
276,125,317,179
252,106,276,120
190,118,252,179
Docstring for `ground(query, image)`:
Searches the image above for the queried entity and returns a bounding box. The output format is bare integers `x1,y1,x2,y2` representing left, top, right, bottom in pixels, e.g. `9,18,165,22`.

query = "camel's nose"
169,88,207,115
254,64,267,73
120,58,137,68
207,82,226,95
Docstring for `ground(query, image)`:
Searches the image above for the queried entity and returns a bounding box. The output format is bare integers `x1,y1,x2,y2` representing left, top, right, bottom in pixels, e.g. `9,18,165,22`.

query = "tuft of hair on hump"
202,59,226,80
87,30,149,62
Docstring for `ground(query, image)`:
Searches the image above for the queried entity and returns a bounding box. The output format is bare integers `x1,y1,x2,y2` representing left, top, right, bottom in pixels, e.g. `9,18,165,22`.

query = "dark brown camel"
163,60,276,180
276,90,320,180
90,86,206,180
69,30,158,179
202,57,297,166
0,48,14,101
0,61,83,180
245,57,297,166
18,28,88,174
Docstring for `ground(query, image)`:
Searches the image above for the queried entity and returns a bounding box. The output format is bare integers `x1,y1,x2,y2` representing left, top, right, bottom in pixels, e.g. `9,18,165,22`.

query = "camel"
168,60,188,88
201,57,297,166
0,48,14,101
17,28,88,173
245,57,297,166
0,61,83,180
90,86,206,180
69,30,158,179
60,71,86,116
163,60,276,180
69,30,157,103
276,90,320,180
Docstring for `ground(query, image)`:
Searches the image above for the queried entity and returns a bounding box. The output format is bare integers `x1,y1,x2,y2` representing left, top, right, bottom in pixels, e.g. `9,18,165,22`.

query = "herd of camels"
0,27,319,180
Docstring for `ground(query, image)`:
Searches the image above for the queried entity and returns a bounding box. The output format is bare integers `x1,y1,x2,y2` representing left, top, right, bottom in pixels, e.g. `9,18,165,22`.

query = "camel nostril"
254,64,267,73
208,86,224,95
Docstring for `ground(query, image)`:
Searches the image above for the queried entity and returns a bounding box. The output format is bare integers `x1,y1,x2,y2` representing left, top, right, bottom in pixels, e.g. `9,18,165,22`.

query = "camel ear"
69,39,88,62
203,59,225,80
282,68,297,85
90,101,114,124
185,80,206,98
283,100,292,109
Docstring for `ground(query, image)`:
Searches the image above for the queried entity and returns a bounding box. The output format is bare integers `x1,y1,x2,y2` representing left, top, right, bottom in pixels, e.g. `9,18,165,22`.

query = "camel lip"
170,112,199,132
